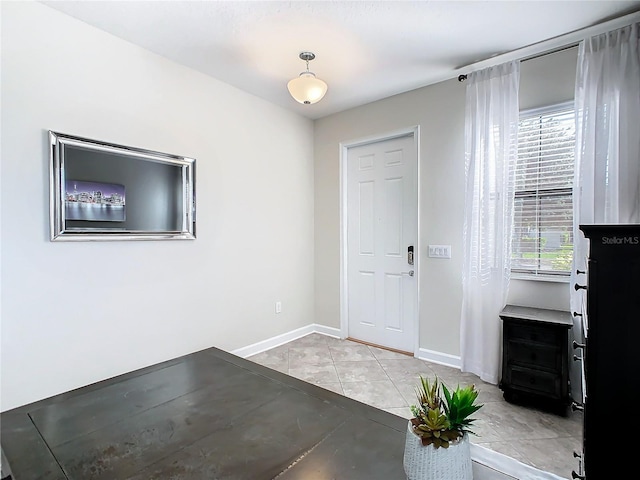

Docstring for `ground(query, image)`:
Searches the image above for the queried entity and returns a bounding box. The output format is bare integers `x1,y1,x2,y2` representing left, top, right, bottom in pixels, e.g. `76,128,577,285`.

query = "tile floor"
247,333,583,480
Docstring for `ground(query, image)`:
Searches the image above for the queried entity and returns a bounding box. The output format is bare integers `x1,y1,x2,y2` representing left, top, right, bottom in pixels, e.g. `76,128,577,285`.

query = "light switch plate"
428,245,452,258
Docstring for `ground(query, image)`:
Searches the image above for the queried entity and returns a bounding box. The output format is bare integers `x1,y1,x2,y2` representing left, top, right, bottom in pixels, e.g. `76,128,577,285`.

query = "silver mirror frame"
49,131,196,241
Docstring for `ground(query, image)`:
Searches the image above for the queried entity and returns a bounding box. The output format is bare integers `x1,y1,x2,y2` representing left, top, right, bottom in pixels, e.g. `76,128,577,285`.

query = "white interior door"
345,133,418,353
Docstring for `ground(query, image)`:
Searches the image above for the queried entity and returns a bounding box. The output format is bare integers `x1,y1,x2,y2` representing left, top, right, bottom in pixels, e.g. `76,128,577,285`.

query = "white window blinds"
511,103,575,277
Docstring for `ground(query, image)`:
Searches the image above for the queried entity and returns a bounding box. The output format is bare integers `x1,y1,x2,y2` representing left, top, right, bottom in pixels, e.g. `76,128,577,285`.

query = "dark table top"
499,304,573,327
1,346,409,479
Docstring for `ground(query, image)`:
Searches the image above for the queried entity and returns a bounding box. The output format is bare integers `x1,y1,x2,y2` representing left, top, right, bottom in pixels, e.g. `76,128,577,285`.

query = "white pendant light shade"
287,52,328,105
287,72,328,105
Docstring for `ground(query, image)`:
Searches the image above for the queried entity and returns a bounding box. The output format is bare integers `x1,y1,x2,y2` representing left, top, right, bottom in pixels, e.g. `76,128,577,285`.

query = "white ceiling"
42,1,640,120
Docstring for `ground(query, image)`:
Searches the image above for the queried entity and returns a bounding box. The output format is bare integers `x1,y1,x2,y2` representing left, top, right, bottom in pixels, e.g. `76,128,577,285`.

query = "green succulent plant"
409,375,483,449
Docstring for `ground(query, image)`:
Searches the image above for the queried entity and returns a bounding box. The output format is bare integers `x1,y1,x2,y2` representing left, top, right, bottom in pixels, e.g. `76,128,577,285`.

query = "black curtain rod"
457,43,580,82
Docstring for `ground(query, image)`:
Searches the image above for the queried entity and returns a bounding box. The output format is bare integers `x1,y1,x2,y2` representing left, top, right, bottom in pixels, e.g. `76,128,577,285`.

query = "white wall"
314,47,579,359
0,2,315,411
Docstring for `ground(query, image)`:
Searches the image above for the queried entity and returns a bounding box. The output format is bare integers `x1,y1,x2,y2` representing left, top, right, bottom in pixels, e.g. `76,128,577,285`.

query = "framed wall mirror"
49,131,196,241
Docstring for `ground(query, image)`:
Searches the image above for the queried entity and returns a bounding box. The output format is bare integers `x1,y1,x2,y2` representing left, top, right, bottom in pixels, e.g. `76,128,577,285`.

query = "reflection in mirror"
49,131,195,241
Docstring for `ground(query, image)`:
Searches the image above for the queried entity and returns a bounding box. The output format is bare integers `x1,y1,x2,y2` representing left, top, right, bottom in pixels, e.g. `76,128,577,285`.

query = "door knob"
401,271,415,276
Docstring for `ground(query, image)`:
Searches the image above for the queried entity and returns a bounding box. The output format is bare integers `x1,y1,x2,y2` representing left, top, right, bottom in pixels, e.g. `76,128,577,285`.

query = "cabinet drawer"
507,340,559,370
509,365,561,397
505,322,562,346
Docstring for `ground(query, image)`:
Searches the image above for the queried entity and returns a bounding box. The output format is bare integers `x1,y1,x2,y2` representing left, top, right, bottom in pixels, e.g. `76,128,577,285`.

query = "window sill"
510,273,570,283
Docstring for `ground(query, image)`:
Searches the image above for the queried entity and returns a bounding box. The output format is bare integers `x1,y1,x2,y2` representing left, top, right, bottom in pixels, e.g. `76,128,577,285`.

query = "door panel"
346,133,417,352
384,273,402,331
358,181,375,254
385,177,403,255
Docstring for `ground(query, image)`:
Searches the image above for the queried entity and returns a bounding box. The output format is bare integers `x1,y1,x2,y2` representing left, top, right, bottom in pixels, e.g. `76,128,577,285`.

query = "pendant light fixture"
287,52,328,105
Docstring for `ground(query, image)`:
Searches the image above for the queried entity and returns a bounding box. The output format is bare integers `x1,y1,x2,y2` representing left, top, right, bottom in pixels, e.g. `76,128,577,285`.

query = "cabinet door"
580,225,640,480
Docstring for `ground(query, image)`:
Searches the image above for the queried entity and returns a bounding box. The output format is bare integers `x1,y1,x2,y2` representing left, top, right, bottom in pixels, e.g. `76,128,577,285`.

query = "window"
511,103,575,278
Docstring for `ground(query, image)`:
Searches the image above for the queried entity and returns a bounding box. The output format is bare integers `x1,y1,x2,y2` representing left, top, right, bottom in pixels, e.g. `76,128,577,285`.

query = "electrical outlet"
275,301,282,314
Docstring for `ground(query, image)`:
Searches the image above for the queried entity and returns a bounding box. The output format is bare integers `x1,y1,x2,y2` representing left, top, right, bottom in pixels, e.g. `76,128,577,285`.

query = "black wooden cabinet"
499,305,573,414
576,224,640,480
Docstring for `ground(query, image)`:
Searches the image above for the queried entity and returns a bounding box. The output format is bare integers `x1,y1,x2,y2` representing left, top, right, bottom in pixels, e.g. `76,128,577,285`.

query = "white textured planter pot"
403,422,473,480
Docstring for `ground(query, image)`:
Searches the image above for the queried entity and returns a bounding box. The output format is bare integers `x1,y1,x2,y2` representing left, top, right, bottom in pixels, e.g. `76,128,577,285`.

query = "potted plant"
403,375,483,480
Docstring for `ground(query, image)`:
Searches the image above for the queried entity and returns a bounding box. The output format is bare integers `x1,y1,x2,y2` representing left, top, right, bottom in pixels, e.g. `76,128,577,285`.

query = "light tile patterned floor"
248,333,583,479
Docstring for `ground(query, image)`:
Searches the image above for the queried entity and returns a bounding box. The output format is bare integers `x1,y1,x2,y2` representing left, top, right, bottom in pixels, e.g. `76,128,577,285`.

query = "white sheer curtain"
570,22,640,397
461,61,520,385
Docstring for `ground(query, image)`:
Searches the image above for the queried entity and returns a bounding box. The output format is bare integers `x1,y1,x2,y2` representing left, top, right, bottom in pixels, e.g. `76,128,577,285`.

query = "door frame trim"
339,125,421,356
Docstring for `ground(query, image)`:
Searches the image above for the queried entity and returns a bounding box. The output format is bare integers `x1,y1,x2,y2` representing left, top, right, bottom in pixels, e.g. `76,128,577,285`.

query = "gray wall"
314,47,579,358
1,0,581,412
1,2,315,411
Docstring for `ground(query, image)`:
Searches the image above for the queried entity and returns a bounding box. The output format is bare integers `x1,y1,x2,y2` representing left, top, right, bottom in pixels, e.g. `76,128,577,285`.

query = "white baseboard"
470,443,566,480
416,347,462,369
231,324,342,358
311,324,342,339
232,327,459,365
